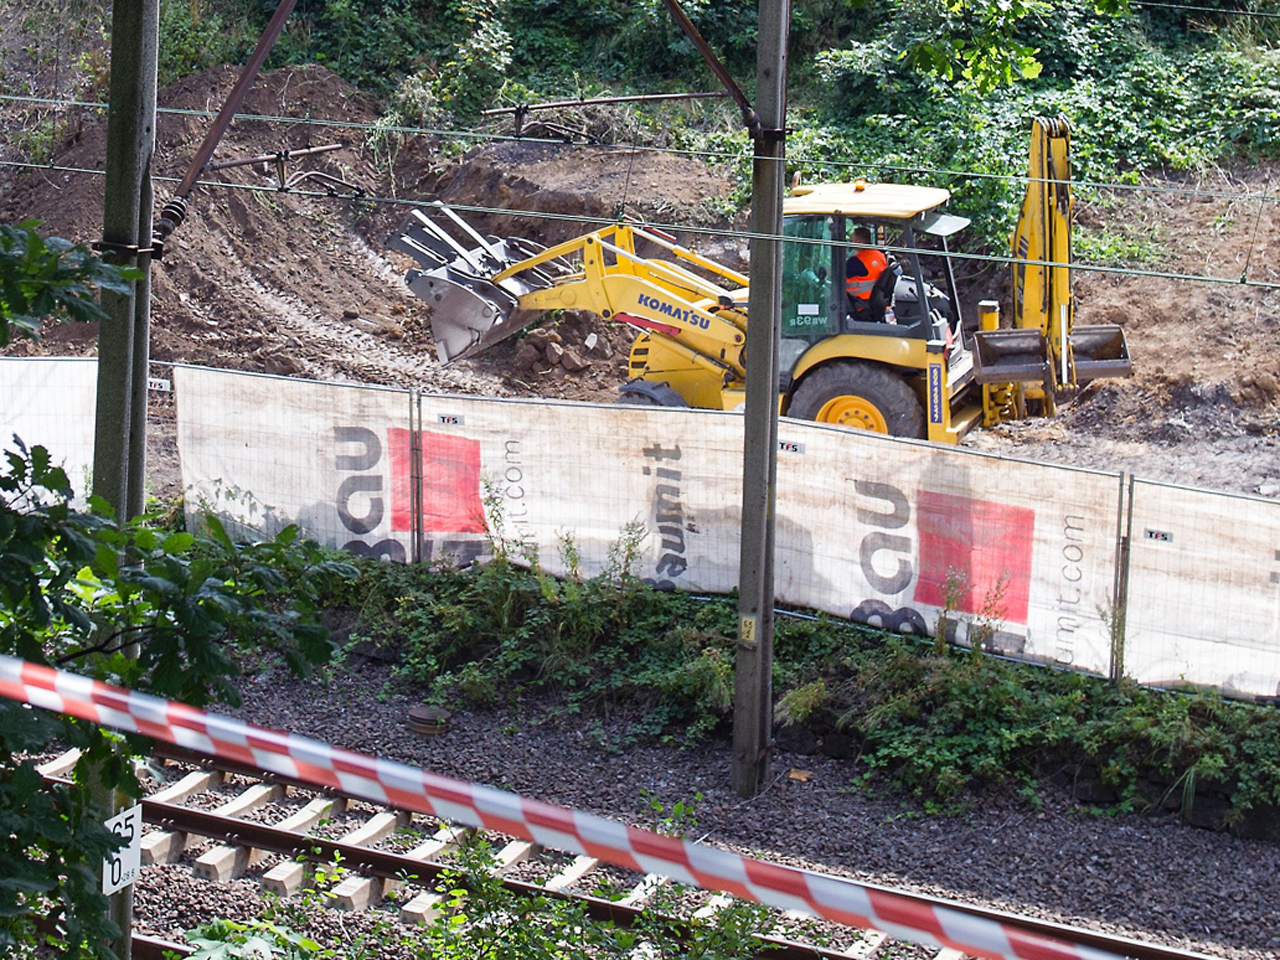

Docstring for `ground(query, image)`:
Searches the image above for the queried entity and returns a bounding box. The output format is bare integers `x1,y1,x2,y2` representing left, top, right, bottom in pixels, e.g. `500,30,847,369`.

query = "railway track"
37,747,1217,960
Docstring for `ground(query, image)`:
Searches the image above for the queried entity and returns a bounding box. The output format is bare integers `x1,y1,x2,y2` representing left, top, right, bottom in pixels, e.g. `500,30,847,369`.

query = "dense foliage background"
137,0,1280,247
5,0,1278,250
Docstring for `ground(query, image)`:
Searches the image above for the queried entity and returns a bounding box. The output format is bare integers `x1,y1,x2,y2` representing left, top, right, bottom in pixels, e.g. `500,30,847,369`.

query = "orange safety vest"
845,248,888,300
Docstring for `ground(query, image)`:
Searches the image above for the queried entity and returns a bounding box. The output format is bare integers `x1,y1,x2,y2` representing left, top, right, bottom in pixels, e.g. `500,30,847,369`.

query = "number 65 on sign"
102,804,142,894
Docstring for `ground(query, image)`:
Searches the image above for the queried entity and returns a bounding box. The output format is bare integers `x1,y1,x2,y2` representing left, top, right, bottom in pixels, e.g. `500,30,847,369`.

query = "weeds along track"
37,747,1213,960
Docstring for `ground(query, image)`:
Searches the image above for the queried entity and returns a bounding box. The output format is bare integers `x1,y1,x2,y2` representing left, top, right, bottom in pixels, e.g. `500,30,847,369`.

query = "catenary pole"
94,0,159,523
732,0,790,798
92,2,159,955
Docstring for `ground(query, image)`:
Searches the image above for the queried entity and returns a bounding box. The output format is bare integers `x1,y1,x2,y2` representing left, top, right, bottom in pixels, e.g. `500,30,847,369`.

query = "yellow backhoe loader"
392,117,1130,444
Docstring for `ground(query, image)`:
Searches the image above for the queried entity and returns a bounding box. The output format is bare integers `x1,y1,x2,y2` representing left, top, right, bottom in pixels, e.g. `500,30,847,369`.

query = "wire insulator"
150,196,188,260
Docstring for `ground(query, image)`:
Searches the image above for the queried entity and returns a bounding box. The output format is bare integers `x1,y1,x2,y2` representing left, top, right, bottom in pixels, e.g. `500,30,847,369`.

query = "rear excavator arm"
970,116,1131,425
1012,114,1074,413
393,205,750,398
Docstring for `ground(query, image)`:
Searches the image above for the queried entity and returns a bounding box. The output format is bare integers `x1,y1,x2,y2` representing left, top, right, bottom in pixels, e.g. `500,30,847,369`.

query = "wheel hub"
815,395,889,433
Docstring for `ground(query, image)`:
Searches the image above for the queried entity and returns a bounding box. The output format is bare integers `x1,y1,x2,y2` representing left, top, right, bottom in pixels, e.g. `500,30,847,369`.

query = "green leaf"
204,514,235,550
162,532,195,553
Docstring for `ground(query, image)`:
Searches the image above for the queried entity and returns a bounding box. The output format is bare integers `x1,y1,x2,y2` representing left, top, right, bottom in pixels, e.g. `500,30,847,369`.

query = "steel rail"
138,794,860,960
133,933,193,959
40,751,1218,960
139,749,1215,960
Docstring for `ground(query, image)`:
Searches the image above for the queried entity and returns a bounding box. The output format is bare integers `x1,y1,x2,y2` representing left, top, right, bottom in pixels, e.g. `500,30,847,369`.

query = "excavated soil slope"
2,65,1278,497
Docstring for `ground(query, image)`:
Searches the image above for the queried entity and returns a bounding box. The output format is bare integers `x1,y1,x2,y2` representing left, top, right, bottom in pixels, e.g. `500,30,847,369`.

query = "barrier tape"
1,656,1126,960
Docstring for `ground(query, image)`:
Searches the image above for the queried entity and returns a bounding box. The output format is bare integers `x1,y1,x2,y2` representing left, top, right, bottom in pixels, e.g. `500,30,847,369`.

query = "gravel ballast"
131,660,1280,959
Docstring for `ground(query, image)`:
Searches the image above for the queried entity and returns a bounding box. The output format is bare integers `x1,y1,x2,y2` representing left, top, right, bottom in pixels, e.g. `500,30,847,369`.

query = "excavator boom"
971,117,1131,418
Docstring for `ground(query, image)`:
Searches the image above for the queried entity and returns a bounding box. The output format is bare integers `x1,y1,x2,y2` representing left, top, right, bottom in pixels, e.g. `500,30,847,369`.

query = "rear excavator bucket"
390,203,572,363
977,115,1133,399
970,328,1050,385
970,324,1131,386
1068,323,1131,381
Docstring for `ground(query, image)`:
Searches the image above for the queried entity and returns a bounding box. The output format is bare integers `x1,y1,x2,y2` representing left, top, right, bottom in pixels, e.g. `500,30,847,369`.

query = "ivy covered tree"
0,224,355,957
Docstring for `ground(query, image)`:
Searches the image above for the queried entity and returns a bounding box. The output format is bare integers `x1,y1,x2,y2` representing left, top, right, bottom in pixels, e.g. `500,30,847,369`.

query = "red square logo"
912,491,1034,625
388,428,486,534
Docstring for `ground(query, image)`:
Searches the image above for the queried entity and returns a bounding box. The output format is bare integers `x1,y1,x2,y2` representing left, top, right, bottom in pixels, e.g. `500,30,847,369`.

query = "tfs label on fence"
102,804,142,894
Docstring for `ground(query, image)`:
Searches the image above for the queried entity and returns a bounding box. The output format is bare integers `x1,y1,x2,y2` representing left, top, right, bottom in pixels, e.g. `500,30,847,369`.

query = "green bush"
0,439,356,956
357,544,738,746
348,536,1280,822
0,220,357,953
157,0,252,87
845,639,1280,820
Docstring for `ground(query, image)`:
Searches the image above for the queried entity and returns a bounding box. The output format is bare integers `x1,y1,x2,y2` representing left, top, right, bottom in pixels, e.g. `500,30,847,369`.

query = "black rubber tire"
616,391,663,406
788,361,926,438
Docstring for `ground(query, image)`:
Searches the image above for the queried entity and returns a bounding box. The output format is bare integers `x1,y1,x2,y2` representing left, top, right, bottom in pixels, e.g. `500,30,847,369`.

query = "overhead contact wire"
1132,0,1280,20
1241,182,1269,284
2,158,1279,290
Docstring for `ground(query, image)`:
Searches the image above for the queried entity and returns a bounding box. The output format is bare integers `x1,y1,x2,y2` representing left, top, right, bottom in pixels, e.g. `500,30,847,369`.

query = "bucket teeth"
393,202,572,364
392,209,489,274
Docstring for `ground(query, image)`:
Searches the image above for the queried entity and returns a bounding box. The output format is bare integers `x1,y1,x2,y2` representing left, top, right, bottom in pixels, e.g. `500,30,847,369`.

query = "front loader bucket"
1069,324,1132,381
970,328,1051,385
393,204,569,364
406,266,529,363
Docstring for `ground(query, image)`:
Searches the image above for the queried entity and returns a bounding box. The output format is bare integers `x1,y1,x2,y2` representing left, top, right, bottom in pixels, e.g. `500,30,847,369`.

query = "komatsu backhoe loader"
392,117,1130,444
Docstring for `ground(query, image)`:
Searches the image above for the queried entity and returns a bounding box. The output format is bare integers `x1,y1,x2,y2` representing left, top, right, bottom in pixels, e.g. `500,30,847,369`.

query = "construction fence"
4,357,1278,701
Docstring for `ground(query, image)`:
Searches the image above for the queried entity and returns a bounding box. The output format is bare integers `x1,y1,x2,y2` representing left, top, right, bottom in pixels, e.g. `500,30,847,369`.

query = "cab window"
781,216,837,341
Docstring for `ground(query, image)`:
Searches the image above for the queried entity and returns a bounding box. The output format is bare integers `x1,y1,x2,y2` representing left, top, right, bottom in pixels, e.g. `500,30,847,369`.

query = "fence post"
410,390,423,564
1111,473,1135,683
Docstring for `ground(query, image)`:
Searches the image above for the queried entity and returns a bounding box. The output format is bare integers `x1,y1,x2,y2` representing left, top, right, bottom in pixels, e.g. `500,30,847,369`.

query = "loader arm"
512,233,748,380
394,205,749,382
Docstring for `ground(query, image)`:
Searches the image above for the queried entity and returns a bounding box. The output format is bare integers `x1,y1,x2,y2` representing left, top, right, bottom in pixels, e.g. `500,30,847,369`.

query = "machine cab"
778,182,970,381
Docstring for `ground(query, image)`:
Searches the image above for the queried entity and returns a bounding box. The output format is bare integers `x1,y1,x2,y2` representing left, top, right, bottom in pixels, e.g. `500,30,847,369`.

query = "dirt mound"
963,168,1280,494
433,138,738,247
3,65,481,389
0,65,738,402
2,64,1278,495
1073,166,1280,424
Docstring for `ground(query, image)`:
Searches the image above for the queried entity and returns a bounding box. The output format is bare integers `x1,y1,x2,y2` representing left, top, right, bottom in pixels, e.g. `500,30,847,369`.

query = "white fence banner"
176,365,747,577
776,421,1124,674
0,356,98,496
1124,480,1280,700
416,393,748,586
176,367,1124,676
175,367,416,558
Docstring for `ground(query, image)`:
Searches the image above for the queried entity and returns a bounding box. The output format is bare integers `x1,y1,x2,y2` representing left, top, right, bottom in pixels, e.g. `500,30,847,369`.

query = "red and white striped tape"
1,656,1124,960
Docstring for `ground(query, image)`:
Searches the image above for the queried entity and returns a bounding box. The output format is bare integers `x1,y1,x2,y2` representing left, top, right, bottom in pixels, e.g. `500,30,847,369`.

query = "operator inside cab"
845,226,893,324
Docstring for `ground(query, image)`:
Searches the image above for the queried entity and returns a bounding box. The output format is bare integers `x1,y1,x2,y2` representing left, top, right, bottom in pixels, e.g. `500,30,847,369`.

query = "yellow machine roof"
785,181,952,220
